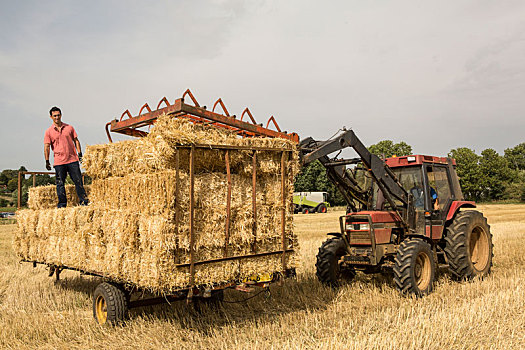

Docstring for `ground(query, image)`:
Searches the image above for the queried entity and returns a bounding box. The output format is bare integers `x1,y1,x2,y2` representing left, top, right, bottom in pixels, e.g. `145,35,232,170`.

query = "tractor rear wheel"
393,238,435,296
316,237,355,287
93,282,129,325
302,208,310,214
444,211,493,280
317,203,328,213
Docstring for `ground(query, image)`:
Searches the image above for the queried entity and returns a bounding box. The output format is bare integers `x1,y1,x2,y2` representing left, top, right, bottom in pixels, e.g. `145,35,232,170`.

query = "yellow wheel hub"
415,252,431,290
470,226,490,272
95,295,108,324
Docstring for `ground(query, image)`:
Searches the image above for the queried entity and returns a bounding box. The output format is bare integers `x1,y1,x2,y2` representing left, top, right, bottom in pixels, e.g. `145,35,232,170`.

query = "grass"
0,219,16,225
1,204,524,349
0,207,16,212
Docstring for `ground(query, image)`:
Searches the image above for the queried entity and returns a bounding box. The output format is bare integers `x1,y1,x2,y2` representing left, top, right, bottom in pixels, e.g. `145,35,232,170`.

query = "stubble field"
0,204,524,349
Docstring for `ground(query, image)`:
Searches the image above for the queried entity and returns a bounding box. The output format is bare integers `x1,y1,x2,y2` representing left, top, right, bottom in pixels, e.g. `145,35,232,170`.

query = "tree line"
0,167,95,208
2,141,524,208
0,167,56,207
449,144,525,202
294,140,525,205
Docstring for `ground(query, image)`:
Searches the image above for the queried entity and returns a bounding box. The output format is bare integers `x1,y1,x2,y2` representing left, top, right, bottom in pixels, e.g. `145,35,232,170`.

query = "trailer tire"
316,237,354,287
444,211,493,280
393,237,435,296
93,282,128,325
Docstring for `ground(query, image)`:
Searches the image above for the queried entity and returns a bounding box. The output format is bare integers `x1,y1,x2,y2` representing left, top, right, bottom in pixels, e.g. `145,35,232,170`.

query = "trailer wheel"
93,282,128,325
316,237,355,287
393,237,435,296
302,208,311,214
317,204,327,213
444,211,493,280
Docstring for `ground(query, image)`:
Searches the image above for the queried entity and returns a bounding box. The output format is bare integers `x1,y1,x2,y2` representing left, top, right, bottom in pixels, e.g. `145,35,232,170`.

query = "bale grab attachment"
105,89,299,143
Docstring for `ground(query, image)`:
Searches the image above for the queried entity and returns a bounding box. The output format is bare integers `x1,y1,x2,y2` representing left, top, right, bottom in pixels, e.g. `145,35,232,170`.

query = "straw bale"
28,184,91,210
13,209,37,258
89,171,182,216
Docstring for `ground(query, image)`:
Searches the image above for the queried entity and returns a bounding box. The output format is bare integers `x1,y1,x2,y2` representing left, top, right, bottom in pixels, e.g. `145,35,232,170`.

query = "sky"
1,0,524,171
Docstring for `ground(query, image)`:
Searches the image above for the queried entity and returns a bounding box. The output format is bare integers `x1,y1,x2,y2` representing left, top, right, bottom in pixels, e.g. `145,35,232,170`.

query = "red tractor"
300,129,493,295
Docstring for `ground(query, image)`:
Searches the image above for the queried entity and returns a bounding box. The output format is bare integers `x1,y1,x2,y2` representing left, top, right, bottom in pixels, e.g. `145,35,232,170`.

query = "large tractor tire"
393,237,436,296
316,237,355,287
444,210,493,280
93,282,129,325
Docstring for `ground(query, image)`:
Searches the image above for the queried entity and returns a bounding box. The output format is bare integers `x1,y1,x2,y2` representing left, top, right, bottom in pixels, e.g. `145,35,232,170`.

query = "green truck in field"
293,192,329,214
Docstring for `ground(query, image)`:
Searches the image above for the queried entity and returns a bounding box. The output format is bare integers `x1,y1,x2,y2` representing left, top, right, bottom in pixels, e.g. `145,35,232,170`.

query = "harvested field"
1,204,524,349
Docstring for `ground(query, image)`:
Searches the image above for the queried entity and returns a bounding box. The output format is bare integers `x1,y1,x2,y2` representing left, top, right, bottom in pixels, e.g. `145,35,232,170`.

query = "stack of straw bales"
27,184,91,210
15,115,299,292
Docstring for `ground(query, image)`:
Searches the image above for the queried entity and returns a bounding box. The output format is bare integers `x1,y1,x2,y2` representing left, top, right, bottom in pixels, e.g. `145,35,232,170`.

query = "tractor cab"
385,155,462,209
381,155,465,238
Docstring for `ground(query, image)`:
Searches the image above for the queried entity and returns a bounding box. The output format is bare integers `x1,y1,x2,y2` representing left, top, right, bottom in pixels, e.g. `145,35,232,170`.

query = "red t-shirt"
44,123,80,166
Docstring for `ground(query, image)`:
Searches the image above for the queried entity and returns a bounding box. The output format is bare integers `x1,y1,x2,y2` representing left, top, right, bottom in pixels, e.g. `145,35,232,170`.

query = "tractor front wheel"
93,282,129,325
444,211,493,280
393,238,435,296
316,237,355,287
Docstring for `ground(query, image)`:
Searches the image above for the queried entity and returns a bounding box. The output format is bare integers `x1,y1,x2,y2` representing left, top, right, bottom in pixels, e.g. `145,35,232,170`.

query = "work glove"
78,152,83,163
46,160,51,171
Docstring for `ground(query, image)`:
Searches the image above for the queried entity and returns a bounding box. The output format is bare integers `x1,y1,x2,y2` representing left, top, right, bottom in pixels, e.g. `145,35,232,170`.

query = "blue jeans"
54,161,88,208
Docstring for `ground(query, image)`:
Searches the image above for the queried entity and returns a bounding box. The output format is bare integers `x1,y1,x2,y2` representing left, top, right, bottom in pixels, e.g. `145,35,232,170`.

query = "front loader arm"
300,129,413,230
300,136,369,211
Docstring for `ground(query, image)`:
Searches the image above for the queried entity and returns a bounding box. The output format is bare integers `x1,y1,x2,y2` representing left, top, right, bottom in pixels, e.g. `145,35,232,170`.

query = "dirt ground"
0,204,524,349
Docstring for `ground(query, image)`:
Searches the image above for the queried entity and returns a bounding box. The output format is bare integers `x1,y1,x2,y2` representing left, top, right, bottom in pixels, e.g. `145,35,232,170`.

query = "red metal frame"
106,89,299,143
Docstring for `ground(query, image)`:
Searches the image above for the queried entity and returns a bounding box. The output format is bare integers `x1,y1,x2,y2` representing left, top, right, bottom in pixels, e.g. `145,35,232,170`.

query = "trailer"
17,90,298,325
25,258,295,325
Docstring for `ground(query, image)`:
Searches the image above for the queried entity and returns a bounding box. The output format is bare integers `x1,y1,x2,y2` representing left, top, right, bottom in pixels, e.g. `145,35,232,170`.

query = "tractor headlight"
346,223,370,231
358,223,370,231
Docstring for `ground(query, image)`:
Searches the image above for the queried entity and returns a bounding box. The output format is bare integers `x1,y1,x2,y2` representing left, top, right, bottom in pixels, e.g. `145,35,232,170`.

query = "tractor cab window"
372,166,424,210
393,167,425,210
426,165,452,211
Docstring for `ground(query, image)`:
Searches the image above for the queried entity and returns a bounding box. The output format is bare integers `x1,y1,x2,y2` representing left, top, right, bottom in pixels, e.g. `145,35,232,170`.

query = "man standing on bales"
44,106,89,208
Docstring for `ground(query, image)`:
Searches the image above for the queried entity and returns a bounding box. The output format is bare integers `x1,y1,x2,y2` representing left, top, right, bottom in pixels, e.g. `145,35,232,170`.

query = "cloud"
1,0,525,171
